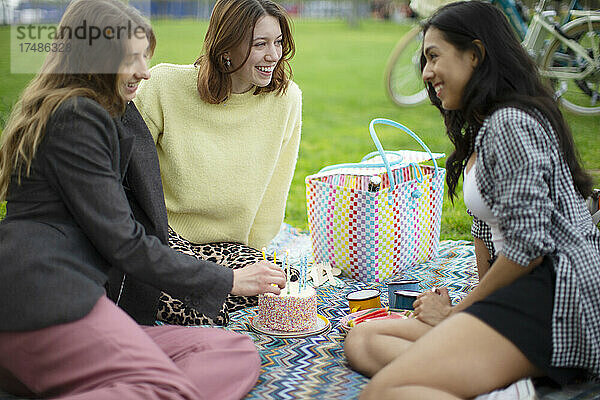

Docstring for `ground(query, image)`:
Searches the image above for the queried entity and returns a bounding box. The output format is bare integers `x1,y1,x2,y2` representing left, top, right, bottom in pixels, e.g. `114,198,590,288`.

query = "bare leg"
359,313,543,400
344,318,432,377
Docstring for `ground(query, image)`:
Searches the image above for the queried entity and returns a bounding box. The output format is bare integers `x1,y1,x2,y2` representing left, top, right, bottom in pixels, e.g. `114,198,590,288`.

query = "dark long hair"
195,0,295,104
420,1,592,201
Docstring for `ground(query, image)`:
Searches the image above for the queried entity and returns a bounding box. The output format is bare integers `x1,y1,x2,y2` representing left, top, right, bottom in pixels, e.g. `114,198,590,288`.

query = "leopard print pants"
157,228,298,326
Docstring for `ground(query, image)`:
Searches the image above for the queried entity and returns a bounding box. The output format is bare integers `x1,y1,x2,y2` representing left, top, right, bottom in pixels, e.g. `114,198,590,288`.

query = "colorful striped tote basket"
305,118,446,283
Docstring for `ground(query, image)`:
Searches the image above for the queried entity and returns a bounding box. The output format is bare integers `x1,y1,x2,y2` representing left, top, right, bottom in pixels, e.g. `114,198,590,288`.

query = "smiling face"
117,35,151,102
422,27,477,110
229,15,283,94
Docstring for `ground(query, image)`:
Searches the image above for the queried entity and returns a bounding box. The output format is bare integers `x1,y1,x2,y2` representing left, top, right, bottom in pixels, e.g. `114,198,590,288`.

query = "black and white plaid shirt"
470,107,600,376
470,213,495,258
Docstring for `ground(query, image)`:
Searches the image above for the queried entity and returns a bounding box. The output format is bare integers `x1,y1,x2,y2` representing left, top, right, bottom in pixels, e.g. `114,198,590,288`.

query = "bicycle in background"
384,0,600,116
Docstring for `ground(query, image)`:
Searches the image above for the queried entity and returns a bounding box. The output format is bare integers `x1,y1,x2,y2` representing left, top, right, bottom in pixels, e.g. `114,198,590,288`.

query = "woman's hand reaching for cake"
231,261,286,296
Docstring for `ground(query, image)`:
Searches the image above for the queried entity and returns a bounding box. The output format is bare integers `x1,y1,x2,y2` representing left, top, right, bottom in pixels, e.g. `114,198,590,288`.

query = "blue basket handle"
369,118,440,189
315,118,439,205
369,118,439,205
360,150,403,163
318,150,406,173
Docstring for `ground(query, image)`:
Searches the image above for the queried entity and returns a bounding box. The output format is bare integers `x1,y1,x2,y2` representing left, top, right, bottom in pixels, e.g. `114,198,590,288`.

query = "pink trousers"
0,296,260,400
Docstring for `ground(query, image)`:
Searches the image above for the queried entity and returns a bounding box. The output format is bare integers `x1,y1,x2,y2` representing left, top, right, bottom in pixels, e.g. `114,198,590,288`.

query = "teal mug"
393,290,420,310
387,280,419,308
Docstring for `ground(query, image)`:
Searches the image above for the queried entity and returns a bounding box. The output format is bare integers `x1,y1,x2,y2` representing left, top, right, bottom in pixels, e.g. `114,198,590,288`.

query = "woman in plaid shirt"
344,1,600,398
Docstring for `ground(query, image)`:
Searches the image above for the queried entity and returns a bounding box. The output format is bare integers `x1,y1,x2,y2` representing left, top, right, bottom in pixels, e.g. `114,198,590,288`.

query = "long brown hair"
195,0,295,104
0,0,155,201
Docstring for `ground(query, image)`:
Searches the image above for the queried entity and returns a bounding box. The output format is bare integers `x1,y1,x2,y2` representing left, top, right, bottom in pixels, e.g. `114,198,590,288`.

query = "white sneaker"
474,378,537,400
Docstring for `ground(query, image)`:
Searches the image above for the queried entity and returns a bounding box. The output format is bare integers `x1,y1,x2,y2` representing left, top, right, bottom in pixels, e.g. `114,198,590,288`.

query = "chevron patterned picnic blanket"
226,224,479,399
227,224,600,400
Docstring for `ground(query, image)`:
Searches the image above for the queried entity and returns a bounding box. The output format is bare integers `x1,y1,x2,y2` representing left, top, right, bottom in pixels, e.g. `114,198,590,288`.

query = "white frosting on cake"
258,282,317,332
274,282,315,298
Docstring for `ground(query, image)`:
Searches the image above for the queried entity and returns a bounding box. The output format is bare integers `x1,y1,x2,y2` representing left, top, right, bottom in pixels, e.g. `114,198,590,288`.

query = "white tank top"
463,163,504,254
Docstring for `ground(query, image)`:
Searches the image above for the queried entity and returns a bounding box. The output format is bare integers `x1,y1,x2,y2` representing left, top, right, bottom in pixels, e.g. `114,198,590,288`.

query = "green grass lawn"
1,19,599,239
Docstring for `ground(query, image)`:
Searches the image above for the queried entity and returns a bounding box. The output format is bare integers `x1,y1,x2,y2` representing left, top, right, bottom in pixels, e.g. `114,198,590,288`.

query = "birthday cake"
258,282,317,332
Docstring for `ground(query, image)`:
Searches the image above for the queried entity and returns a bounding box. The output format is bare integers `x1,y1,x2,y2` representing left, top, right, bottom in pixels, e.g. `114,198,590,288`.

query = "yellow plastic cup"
346,289,382,313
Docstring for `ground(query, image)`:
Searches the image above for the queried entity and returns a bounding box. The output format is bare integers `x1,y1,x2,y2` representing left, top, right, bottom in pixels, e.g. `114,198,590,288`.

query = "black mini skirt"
464,257,586,386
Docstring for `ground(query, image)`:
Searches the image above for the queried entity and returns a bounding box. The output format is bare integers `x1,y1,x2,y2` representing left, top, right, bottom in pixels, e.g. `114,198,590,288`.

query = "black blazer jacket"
0,98,232,331
105,102,171,325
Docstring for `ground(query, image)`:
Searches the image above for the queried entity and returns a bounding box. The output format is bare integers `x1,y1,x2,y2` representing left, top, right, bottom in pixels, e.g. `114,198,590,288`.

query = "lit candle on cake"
305,257,309,290
298,260,301,291
285,250,290,294
299,257,303,290
301,255,307,290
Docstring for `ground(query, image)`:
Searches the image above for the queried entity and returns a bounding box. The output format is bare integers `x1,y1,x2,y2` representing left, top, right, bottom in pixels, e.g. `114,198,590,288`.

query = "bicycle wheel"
384,25,428,107
540,16,600,116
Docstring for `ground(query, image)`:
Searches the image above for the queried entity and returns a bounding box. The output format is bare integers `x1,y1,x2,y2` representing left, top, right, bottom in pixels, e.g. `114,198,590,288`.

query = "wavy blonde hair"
0,0,155,201
194,0,295,104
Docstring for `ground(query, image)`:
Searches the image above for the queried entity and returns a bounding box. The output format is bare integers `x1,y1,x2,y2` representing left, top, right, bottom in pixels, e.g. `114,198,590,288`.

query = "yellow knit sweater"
134,63,302,249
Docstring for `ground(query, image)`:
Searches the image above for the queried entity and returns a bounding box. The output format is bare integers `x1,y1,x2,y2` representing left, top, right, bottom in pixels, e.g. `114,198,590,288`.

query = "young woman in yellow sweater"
134,0,302,326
